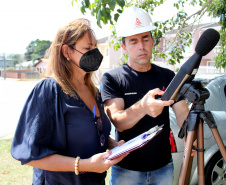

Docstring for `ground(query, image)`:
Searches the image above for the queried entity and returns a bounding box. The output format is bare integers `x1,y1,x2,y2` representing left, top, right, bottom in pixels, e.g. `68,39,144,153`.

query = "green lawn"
0,138,33,185
0,138,110,184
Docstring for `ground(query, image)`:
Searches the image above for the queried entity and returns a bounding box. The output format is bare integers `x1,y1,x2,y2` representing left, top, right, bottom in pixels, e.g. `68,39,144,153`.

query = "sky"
0,0,217,54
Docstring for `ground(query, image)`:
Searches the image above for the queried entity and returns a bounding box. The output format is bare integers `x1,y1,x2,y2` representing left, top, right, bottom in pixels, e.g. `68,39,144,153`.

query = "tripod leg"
178,130,196,185
197,120,205,184
184,155,194,184
211,128,226,162
200,111,226,163
178,112,200,185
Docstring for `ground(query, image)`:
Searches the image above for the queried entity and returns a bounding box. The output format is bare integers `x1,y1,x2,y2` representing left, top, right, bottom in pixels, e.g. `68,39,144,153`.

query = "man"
100,7,191,185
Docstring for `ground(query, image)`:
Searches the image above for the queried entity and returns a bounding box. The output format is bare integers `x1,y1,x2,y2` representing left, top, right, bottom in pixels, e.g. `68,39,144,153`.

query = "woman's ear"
62,44,70,60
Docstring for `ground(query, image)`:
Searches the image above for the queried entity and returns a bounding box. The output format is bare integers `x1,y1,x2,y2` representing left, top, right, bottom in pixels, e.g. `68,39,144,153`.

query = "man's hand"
141,88,174,117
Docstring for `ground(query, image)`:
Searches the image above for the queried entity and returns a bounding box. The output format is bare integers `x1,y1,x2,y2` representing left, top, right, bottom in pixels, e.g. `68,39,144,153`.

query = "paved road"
0,77,117,139
0,78,41,138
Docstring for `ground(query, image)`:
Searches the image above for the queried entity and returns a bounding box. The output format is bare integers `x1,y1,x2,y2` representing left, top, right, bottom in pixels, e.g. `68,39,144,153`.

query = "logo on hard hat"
135,18,143,27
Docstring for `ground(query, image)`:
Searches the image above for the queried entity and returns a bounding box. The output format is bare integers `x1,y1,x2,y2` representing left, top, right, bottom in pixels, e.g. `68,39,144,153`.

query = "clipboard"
107,124,164,160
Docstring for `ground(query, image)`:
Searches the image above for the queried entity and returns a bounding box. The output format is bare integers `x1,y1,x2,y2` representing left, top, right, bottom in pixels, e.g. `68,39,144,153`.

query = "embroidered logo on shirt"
125,92,137,95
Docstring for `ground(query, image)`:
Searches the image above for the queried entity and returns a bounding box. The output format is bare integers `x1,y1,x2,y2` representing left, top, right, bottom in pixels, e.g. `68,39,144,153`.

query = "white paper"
107,125,163,160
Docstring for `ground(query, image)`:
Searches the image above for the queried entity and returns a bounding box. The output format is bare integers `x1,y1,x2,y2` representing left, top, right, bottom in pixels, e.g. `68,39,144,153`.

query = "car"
109,74,226,185
170,74,226,185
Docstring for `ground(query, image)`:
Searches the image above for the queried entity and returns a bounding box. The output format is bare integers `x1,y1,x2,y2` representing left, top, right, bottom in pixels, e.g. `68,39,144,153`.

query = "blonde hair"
44,18,98,98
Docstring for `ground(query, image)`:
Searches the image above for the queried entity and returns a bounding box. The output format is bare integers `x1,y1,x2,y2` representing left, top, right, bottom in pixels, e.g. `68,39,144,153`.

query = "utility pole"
3,53,6,80
2,53,11,80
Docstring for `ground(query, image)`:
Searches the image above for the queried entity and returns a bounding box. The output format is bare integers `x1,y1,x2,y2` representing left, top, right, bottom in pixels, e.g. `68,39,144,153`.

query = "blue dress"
11,78,111,185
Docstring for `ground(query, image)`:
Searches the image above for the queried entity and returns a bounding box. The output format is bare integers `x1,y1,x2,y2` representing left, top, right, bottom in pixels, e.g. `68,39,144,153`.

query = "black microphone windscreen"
195,28,220,56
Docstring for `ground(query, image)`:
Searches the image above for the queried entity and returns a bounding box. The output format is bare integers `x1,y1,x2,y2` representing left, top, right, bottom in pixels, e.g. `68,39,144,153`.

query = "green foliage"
25,39,51,61
73,0,225,68
208,0,226,29
175,67,180,72
8,54,23,66
208,0,226,69
118,53,128,66
72,0,166,28
213,31,226,69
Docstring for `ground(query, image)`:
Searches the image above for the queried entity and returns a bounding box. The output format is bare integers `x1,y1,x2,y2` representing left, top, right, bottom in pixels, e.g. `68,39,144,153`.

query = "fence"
0,70,42,79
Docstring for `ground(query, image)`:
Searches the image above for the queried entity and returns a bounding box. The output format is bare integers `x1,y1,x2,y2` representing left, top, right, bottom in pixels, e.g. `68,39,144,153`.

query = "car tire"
205,151,226,185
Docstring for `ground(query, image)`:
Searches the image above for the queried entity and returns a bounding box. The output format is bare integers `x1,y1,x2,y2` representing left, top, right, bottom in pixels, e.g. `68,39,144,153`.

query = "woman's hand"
80,151,128,173
80,138,128,173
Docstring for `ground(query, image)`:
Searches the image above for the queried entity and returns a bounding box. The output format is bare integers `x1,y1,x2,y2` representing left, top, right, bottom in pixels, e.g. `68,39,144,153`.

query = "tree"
25,39,51,61
8,54,23,66
72,0,225,68
208,0,226,69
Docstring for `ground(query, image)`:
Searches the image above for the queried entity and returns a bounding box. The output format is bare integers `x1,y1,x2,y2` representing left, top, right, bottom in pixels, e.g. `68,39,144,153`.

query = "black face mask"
70,47,103,72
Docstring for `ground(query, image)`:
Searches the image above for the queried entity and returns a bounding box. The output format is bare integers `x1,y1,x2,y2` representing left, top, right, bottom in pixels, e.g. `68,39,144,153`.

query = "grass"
106,168,111,184
0,138,111,185
0,138,33,185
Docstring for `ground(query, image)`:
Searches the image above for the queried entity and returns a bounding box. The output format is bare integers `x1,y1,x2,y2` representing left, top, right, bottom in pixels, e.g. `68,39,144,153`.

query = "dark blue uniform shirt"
11,78,111,185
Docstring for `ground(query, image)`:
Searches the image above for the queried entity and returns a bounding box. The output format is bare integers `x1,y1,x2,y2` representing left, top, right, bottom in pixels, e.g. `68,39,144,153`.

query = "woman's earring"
67,58,70,61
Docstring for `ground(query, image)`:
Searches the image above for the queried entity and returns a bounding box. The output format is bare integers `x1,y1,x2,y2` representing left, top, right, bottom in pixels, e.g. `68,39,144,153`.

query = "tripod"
176,81,226,185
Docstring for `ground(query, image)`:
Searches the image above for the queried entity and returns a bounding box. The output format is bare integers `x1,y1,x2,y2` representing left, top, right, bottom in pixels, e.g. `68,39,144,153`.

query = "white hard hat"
116,6,156,37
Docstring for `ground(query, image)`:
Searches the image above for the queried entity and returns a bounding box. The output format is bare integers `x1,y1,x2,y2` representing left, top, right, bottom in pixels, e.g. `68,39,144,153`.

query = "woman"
11,18,126,185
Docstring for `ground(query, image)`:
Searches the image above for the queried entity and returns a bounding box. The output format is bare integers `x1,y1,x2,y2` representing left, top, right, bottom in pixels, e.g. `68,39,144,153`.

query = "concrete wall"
1,70,41,79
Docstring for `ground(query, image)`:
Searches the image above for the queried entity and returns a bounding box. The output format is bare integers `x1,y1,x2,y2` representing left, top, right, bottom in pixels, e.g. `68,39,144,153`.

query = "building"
33,58,48,73
15,60,38,70
96,37,122,84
